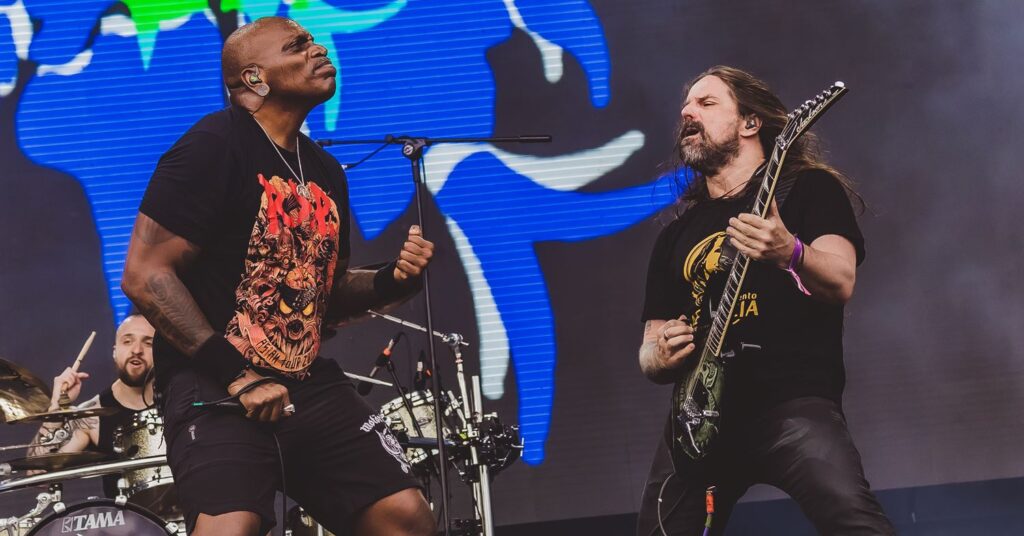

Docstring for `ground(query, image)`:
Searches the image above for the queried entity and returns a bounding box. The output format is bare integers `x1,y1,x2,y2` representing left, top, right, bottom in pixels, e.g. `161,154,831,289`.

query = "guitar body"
672,350,725,460
669,81,848,460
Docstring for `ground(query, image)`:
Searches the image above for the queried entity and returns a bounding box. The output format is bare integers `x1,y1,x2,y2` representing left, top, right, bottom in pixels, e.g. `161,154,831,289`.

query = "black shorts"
160,358,420,534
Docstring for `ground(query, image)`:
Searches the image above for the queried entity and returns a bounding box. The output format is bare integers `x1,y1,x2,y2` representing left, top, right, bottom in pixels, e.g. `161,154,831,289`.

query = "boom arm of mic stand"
316,134,551,147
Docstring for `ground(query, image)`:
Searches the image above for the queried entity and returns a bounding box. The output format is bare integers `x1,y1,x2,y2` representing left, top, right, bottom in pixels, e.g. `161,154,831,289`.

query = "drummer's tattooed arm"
325,226,434,326
27,396,100,457
122,214,215,356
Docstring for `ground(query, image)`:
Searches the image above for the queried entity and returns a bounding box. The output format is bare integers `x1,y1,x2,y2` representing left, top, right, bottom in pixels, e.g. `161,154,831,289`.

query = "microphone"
414,350,431,391
357,333,403,396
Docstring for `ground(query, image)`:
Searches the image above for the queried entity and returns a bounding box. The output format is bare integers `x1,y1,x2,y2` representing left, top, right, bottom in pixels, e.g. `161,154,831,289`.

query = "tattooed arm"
325,225,435,326
121,214,214,357
123,214,289,421
28,395,99,457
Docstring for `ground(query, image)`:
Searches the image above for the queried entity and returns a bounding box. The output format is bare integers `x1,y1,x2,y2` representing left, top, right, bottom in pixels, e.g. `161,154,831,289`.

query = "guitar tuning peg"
835,81,845,88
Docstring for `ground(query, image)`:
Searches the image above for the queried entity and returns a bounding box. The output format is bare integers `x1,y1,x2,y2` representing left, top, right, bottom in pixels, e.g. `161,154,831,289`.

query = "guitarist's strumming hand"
658,314,696,366
726,199,796,269
640,315,696,383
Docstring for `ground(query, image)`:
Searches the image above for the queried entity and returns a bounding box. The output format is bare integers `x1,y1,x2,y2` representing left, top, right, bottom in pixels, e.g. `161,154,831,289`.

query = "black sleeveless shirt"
97,388,139,498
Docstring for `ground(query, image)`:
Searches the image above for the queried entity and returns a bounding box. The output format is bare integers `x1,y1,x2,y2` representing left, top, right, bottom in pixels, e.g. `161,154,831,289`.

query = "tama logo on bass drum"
61,510,127,532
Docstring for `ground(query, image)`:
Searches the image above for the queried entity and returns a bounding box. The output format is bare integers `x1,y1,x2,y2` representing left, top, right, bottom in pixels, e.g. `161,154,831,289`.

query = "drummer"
28,314,156,497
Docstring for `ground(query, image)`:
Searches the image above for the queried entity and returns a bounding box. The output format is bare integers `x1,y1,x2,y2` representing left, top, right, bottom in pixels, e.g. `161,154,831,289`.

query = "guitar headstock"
776,82,848,151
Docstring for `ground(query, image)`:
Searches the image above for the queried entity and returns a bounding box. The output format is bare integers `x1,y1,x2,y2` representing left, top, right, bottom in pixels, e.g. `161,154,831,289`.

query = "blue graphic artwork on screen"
9,0,679,464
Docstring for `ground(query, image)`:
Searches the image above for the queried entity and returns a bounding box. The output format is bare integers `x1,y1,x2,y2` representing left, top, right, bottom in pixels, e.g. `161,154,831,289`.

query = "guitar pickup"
702,410,720,418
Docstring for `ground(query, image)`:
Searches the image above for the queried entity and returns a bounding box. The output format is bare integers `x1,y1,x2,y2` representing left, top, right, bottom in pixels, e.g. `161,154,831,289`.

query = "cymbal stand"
0,424,70,454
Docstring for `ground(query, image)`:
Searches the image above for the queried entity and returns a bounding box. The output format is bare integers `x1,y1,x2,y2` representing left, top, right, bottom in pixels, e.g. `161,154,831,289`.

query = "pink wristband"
785,237,811,296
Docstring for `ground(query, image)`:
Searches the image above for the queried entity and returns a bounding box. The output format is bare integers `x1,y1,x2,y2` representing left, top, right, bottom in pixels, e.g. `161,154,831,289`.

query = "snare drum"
25,499,177,535
112,409,178,518
380,391,454,469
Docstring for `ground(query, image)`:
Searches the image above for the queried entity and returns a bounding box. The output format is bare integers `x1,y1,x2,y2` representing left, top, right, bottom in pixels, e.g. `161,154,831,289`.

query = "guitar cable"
654,471,717,536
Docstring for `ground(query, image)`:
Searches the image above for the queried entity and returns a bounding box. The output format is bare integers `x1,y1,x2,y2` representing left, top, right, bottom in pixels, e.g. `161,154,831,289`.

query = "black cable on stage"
273,432,287,536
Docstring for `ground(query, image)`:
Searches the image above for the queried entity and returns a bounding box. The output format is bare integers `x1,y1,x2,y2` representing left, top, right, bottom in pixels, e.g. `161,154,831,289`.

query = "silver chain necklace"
252,115,311,199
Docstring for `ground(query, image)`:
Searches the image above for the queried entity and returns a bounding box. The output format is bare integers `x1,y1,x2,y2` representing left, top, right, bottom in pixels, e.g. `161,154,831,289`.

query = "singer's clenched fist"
228,369,292,422
394,225,434,283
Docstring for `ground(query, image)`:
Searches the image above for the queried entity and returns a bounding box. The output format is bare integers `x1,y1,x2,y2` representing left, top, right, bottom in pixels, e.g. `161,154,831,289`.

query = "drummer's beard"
118,364,152,388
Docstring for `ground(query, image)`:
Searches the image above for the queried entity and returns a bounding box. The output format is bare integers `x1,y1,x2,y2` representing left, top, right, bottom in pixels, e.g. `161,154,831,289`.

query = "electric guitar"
673,81,849,460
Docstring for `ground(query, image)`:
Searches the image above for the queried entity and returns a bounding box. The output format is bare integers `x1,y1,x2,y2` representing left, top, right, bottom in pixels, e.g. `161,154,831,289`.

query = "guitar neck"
703,147,789,357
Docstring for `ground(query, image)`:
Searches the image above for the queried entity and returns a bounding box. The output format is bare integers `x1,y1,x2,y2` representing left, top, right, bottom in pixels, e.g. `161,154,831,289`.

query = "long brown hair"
675,66,863,211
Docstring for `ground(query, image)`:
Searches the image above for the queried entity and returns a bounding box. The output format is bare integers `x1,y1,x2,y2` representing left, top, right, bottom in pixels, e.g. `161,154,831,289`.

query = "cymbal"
7,406,119,424
3,451,110,472
0,357,52,422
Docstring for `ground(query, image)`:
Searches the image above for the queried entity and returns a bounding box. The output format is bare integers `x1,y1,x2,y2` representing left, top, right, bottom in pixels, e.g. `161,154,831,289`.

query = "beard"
118,364,152,388
677,119,741,177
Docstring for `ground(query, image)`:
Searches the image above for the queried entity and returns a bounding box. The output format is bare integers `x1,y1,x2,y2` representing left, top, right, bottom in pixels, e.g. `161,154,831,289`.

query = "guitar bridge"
682,397,702,420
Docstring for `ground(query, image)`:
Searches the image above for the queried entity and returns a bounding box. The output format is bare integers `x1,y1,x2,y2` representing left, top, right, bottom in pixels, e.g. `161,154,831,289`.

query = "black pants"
636,397,895,536
161,358,421,535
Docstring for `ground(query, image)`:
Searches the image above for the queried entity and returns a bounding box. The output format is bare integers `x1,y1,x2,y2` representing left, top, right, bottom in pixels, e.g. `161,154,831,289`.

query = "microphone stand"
317,134,551,535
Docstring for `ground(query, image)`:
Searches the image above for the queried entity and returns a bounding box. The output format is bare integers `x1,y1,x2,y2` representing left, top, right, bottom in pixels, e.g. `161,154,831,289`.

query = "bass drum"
26,499,178,536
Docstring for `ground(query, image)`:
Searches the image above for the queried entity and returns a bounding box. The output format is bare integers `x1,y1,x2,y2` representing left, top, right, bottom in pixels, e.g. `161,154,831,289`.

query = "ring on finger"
283,403,296,416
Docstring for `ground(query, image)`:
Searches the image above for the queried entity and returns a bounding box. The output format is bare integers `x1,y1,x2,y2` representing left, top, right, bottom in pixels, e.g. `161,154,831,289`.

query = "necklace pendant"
297,183,311,199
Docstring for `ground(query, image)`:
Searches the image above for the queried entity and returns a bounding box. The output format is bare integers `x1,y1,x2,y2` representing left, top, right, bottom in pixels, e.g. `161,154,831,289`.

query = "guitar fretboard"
703,148,785,357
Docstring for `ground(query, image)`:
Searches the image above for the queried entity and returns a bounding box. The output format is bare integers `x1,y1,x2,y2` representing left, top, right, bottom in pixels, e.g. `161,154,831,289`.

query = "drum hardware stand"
0,483,63,529
0,425,70,455
368,311,470,348
446,335,495,536
366,311,500,536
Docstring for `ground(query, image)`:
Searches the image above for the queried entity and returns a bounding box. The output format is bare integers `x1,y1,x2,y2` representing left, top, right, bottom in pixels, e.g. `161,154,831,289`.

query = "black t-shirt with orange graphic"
642,169,865,413
140,105,350,386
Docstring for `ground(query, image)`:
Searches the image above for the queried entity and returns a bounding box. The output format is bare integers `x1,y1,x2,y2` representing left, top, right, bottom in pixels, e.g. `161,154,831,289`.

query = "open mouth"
681,124,702,141
127,359,145,368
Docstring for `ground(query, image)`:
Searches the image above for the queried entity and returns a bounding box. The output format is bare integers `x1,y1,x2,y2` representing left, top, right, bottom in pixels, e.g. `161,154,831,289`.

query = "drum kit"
0,314,521,535
0,356,183,535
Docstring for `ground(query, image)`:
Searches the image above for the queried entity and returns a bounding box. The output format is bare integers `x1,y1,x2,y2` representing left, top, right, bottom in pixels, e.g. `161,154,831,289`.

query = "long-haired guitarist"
636,66,894,535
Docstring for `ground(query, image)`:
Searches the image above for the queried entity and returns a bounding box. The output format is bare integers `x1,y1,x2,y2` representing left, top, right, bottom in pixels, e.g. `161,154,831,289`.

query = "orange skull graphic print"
683,231,759,333
226,174,341,376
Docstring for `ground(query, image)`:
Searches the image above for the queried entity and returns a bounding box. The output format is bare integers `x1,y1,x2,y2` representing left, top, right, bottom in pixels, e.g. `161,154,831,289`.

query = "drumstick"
70,331,96,374
60,331,96,397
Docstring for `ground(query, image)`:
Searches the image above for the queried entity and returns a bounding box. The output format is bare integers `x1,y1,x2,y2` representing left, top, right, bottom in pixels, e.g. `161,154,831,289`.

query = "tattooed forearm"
28,396,99,456
325,268,418,325
123,214,213,357
137,270,214,356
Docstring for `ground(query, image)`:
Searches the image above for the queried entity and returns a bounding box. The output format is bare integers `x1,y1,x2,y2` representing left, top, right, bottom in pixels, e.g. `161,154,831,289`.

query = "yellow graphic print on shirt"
225,174,341,377
682,232,760,334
